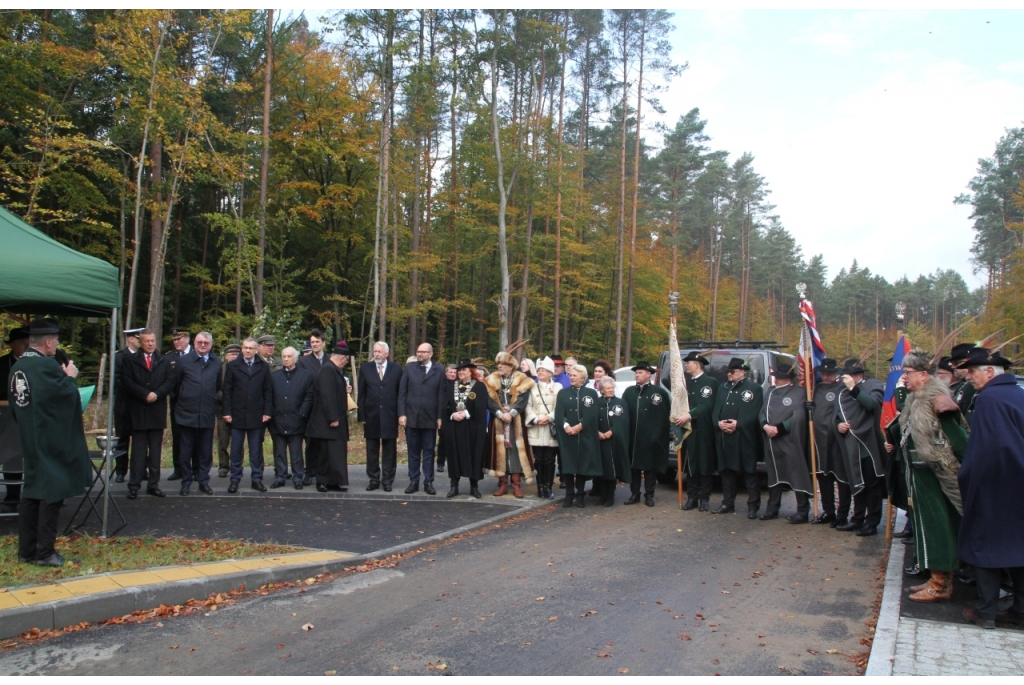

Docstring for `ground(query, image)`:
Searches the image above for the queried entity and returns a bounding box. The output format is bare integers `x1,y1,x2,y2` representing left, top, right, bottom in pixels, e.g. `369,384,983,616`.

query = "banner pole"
801,316,819,520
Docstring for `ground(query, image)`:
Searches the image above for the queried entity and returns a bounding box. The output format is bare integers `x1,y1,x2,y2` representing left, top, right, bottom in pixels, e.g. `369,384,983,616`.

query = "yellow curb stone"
11,584,74,605
61,576,121,596
301,551,352,562
0,592,24,610
192,562,245,577
228,558,281,571
109,571,164,588
151,567,206,582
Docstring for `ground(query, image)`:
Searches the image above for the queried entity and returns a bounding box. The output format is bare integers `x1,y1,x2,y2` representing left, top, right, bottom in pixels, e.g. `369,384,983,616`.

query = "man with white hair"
358,341,403,492
269,346,315,489
173,331,222,495
957,347,1024,629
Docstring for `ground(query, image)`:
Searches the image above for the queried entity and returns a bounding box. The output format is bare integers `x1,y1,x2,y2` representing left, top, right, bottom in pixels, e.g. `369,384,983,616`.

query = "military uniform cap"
257,334,276,346
222,343,242,355
124,327,144,338
301,340,312,352
171,327,191,339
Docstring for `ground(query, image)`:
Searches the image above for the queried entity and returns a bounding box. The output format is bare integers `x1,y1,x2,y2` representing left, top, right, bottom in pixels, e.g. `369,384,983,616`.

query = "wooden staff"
801,325,820,520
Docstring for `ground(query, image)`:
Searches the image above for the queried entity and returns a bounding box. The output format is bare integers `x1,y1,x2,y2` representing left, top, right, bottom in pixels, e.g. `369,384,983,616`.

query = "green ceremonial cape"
712,378,763,474
8,349,92,503
597,395,632,483
684,373,719,477
554,385,603,477
623,383,671,472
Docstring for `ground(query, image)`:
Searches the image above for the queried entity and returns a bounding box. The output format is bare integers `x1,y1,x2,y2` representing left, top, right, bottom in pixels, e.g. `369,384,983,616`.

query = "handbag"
537,384,558,438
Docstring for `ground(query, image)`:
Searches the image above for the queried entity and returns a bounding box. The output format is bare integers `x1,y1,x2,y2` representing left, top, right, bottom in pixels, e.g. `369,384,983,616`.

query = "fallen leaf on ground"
548,617,558,622
324,670,336,675
301,623,314,631
597,652,611,658
619,668,630,674
580,610,598,617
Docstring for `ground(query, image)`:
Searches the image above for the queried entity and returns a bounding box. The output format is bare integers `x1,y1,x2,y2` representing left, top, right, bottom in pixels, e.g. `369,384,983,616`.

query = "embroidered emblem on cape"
651,393,663,405
582,395,594,407
782,396,792,406
11,370,30,408
700,386,713,398
741,390,754,403
468,392,476,400
825,392,836,402
612,404,624,416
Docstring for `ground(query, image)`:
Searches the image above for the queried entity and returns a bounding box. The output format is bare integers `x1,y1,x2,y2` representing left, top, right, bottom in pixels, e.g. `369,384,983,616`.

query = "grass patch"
0,535,301,589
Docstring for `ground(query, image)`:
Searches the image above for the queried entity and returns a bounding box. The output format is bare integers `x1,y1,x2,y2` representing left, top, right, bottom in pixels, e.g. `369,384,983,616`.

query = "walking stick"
678,446,684,509
801,327,820,520
885,497,894,544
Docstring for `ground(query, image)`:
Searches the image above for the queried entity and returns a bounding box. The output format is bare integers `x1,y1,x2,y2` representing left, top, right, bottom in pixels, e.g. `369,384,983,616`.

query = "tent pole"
102,307,117,538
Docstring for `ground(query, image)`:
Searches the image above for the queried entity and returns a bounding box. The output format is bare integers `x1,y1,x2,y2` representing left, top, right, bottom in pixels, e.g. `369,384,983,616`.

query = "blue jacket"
957,374,1024,568
173,351,222,429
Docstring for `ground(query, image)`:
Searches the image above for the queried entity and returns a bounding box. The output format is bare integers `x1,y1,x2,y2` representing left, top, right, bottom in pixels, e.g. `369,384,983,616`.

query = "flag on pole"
881,335,912,429
798,298,827,388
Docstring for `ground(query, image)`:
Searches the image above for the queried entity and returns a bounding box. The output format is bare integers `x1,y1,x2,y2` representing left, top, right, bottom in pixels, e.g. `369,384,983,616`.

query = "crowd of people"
3,320,1023,633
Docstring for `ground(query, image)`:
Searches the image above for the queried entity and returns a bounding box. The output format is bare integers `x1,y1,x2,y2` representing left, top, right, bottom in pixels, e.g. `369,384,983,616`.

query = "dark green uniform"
950,379,976,426
596,395,631,504
712,377,763,512
623,382,671,501
554,385,603,501
683,373,719,504
760,383,812,519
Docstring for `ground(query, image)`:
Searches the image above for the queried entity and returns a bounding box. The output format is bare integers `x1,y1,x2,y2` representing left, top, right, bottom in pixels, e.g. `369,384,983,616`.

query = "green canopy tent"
0,205,122,536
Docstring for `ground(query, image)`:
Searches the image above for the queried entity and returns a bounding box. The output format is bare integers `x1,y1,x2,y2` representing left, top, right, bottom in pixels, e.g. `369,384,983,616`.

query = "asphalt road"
0,489,886,676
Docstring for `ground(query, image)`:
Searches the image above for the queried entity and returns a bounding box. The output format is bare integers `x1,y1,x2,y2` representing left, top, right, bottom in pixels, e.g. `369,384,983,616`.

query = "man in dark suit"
172,331,222,496
110,328,142,482
123,330,176,499
306,341,352,492
297,329,331,486
269,346,314,489
358,341,402,492
0,327,30,510
398,342,446,495
222,337,272,493
166,327,191,482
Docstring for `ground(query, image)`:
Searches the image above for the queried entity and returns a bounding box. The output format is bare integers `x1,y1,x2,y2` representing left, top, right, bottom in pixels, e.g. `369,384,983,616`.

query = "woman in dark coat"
596,376,631,506
441,359,489,499
554,364,602,508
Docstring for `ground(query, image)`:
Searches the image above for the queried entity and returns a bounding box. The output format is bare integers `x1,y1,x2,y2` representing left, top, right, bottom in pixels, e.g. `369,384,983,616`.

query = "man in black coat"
808,358,851,526
0,327,30,510
172,331,222,496
123,330,176,498
441,359,488,499
835,359,887,536
358,340,402,492
297,329,331,485
111,328,142,482
306,341,352,492
269,346,314,489
165,327,191,482
398,342,446,495
222,337,272,492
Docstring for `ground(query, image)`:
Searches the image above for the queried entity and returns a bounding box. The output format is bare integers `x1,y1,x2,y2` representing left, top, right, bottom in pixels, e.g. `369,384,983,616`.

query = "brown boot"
511,474,523,498
909,571,953,602
493,476,508,497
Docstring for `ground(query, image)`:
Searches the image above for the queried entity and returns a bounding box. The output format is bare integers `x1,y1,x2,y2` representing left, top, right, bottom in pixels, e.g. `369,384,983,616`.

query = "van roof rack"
674,340,788,350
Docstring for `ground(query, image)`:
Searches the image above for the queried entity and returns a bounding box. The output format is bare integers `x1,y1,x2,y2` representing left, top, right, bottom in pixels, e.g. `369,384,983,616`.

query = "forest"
1,9,1021,377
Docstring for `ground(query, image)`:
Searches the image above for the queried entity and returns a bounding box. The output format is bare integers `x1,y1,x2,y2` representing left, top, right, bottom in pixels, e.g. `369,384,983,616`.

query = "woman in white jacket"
525,357,561,499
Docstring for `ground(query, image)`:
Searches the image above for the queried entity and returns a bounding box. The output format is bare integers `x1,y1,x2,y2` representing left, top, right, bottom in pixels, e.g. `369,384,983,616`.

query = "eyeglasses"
416,349,431,354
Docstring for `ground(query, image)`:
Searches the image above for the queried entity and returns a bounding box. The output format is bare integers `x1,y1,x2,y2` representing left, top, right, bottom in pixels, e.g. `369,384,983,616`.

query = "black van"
653,342,796,484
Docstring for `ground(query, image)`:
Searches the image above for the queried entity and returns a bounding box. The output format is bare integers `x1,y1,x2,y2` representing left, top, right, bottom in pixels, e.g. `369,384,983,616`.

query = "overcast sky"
658,9,1024,289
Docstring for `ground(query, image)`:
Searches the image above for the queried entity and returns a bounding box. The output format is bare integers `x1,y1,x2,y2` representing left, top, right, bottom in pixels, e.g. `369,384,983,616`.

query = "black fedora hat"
631,360,656,373
771,363,797,379
5,327,29,344
726,357,749,371
28,318,59,335
959,347,1012,369
456,358,477,370
815,357,839,373
949,343,975,363
841,358,865,375
682,351,710,366
938,356,955,372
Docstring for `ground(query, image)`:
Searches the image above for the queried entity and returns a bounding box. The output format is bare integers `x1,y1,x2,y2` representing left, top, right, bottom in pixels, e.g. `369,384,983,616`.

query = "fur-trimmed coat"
899,377,967,514
484,370,535,482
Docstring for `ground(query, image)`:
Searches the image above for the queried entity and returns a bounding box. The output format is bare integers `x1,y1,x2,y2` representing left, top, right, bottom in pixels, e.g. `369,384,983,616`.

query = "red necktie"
146,354,152,370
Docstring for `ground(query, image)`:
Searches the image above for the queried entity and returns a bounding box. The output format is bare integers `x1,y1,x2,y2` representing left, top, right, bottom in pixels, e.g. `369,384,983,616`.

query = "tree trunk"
551,14,568,355
490,11,516,351
613,19,629,368
624,16,646,365
147,137,164,339
255,9,273,316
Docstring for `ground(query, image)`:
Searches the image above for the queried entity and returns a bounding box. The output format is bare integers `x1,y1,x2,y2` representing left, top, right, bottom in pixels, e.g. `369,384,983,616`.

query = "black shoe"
546,487,555,500
892,528,913,539
270,480,286,489
167,472,182,481
759,511,779,521
424,482,436,495
218,468,229,478
996,609,1024,626
787,513,809,524
963,607,995,630
18,555,33,564
602,493,614,507
624,494,641,505
302,475,313,486
34,552,74,567
715,504,735,515
366,482,380,491
563,494,575,508
179,486,189,496
644,495,655,507
227,481,239,494
199,483,213,495
127,489,138,500
698,499,710,512
383,484,393,492
812,513,836,525
436,464,445,473
559,480,567,489
251,481,267,492
588,488,601,498
855,525,877,536
446,485,459,498
901,535,915,545
830,517,847,528
339,486,348,492
682,497,698,510
405,482,419,494
316,483,328,493
747,504,759,519
575,495,586,508
470,486,482,499
904,563,923,577
147,487,165,498
293,482,303,490
836,520,863,532
114,473,125,483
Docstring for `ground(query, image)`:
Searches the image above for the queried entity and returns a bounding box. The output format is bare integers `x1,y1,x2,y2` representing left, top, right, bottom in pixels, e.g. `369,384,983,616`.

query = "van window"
615,368,635,383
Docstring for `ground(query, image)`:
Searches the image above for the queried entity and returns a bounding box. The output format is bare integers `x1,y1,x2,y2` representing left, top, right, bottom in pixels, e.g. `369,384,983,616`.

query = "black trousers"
3,471,21,505
435,430,446,469
130,429,163,490
851,458,884,527
216,418,231,471
113,409,131,476
685,473,712,500
366,438,397,487
766,485,810,516
630,469,656,497
818,473,851,520
532,446,558,487
974,566,1024,620
179,426,213,487
18,498,63,560
273,433,305,483
309,438,349,486
169,409,182,476
721,468,761,507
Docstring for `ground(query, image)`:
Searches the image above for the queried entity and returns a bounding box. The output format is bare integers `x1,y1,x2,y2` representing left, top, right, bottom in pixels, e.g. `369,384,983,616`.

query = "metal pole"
102,307,117,538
